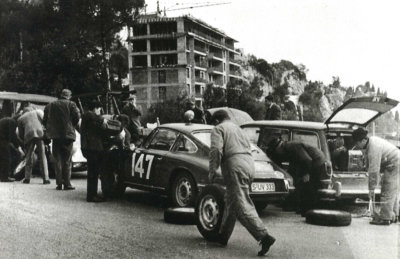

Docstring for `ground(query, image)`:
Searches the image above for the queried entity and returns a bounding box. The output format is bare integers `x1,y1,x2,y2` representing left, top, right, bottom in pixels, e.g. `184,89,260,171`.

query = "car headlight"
274,170,284,178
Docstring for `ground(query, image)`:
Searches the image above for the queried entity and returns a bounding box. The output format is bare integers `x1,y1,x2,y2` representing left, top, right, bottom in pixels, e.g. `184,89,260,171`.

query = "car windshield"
192,131,211,147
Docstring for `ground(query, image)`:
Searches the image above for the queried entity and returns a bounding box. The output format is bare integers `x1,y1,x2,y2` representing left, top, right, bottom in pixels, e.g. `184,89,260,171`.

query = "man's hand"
302,173,310,183
102,119,108,127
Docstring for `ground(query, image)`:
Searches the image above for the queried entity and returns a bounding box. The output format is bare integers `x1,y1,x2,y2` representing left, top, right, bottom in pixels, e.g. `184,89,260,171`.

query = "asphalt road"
0,173,399,259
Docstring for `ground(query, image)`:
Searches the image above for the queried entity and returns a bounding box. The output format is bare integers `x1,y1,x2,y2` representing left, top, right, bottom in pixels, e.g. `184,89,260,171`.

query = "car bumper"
250,192,289,202
318,181,381,200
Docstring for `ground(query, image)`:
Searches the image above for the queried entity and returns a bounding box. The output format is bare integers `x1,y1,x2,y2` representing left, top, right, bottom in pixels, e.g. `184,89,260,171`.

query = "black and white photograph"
0,0,399,258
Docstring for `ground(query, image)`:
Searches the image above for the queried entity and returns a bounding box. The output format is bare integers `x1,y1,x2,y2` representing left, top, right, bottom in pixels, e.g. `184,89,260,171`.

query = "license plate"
251,182,275,192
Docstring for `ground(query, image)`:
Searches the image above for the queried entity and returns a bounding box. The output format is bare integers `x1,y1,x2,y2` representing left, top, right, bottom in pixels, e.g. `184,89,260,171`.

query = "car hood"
324,96,399,127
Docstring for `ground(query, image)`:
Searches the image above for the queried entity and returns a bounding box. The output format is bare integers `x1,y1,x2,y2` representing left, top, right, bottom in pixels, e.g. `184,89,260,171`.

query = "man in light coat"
17,108,50,184
209,110,276,256
44,89,80,190
353,128,400,225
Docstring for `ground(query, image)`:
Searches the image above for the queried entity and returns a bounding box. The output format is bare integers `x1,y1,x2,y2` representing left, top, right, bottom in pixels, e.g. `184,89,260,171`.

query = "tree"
203,83,226,109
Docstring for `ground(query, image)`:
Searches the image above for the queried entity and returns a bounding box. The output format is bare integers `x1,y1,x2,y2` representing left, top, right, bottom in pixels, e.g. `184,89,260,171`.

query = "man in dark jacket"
44,89,80,190
183,99,206,124
121,95,142,144
209,110,275,256
267,138,328,216
0,117,19,182
264,95,282,120
80,101,107,202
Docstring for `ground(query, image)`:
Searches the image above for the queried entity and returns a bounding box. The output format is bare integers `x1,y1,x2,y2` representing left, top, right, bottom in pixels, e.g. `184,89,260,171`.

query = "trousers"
0,139,11,180
84,150,107,199
379,162,400,220
219,154,269,243
24,138,49,181
52,139,73,186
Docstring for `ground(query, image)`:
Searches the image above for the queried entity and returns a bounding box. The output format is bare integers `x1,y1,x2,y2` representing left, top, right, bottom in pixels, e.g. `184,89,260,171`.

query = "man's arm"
70,101,81,127
209,126,224,182
296,145,313,177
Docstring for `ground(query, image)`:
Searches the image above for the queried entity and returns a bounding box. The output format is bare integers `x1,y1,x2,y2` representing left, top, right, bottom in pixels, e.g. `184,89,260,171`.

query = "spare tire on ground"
306,209,352,227
195,184,226,242
164,207,196,225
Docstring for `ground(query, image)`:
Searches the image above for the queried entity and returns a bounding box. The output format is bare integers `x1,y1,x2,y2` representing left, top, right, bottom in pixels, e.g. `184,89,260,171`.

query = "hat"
266,138,282,152
60,89,72,99
352,128,368,142
265,95,274,101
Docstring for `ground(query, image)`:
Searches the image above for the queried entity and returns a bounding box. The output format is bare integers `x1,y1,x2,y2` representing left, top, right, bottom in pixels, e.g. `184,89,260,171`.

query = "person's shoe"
56,184,63,190
370,218,390,226
0,177,15,182
43,180,51,185
22,179,30,184
87,196,106,202
258,234,276,256
63,185,75,190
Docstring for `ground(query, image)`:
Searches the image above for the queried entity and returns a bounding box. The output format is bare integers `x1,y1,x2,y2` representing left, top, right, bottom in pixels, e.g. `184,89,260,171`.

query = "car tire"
305,209,352,227
164,207,196,225
170,172,197,207
195,184,226,242
254,202,268,212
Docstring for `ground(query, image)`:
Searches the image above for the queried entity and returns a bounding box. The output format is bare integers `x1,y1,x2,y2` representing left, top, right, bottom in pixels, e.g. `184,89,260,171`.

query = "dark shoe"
56,184,63,190
63,185,75,190
1,177,15,182
43,180,51,185
370,218,390,226
87,196,106,202
22,179,30,184
258,234,276,256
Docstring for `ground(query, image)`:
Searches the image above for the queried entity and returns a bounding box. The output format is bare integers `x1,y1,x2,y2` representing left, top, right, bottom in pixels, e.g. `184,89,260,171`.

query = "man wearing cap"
17,108,50,184
209,110,276,256
44,89,80,190
183,99,206,124
264,95,282,120
121,95,142,144
266,138,328,216
352,128,400,225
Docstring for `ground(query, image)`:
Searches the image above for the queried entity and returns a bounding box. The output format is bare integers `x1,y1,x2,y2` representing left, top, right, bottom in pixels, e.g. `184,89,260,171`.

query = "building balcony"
207,67,223,75
195,61,208,68
195,77,208,84
194,45,206,54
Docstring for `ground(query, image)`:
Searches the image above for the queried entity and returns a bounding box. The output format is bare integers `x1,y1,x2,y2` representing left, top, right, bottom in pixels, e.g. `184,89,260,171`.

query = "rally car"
113,123,293,209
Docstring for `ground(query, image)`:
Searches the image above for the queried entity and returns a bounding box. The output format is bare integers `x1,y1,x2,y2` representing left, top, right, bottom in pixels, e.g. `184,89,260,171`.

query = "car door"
128,128,179,188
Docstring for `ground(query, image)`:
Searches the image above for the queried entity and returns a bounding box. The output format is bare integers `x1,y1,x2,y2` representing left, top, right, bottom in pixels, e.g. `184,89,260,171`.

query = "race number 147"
132,153,155,179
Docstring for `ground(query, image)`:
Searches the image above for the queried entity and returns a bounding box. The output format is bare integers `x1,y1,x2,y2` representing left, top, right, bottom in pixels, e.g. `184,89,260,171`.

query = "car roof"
241,120,327,130
0,92,57,104
160,123,214,134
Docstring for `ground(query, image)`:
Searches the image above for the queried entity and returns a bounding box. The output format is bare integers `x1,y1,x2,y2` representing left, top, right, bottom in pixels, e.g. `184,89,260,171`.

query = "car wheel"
164,207,196,225
254,202,268,212
170,172,197,207
195,184,225,242
306,209,352,226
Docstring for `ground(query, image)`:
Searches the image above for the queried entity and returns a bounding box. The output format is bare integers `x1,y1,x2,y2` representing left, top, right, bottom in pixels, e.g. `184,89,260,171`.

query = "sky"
143,0,400,102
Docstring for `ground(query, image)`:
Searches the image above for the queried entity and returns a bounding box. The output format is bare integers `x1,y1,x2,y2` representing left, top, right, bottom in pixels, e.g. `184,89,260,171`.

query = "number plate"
251,182,275,192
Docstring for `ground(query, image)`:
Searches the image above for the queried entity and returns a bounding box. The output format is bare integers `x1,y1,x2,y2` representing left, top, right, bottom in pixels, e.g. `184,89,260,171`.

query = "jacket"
80,111,105,151
17,110,44,145
265,103,282,120
43,98,80,140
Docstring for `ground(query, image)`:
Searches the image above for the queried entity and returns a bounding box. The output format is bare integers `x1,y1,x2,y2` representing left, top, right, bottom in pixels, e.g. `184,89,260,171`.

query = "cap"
352,128,368,142
60,89,72,99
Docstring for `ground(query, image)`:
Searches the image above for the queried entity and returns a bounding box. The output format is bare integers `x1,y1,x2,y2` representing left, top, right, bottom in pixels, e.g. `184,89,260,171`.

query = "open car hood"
324,96,399,127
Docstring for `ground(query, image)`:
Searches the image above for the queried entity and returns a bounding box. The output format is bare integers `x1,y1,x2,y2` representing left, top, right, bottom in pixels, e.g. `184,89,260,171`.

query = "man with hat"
264,95,282,120
352,128,400,225
266,138,328,216
44,89,81,190
121,95,142,144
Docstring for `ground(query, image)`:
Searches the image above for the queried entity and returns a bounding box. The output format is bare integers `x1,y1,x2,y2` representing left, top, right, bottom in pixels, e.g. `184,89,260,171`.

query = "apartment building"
127,14,243,112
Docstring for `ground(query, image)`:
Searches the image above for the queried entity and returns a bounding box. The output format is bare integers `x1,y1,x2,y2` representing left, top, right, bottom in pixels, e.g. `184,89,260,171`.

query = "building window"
158,71,166,83
195,85,201,95
223,76,226,85
223,63,226,72
187,84,191,94
186,68,190,78
159,87,166,100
